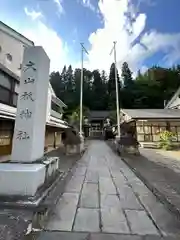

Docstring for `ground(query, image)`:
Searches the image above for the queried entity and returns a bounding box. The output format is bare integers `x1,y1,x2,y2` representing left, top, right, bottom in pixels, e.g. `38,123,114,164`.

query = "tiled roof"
88,111,111,119
122,109,180,119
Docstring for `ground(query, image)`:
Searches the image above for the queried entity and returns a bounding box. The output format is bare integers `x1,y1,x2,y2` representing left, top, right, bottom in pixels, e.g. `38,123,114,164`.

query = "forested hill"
50,62,180,114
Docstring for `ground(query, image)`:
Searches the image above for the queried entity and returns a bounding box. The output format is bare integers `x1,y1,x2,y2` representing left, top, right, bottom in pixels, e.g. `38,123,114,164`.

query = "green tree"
121,62,133,88
50,71,64,100
69,105,90,127
61,65,67,89
64,65,75,109
83,69,93,109
92,70,106,110
108,63,120,110
50,63,180,116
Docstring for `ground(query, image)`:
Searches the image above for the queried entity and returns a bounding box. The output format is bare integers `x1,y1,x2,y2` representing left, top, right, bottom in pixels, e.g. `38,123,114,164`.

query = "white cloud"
126,31,180,72
23,7,68,71
22,21,69,72
53,0,64,15
86,0,180,75
140,65,148,74
79,0,96,12
24,7,43,20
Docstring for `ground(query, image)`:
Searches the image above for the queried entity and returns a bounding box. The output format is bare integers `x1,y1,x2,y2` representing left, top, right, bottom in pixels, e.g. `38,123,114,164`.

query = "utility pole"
80,43,89,135
110,41,120,138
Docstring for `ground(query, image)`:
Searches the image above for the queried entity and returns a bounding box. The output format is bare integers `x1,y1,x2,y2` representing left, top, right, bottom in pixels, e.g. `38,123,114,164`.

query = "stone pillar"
11,46,50,162
0,46,60,199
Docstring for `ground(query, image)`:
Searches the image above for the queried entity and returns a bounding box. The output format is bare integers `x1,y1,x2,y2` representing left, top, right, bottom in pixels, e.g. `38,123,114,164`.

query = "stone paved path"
42,141,180,239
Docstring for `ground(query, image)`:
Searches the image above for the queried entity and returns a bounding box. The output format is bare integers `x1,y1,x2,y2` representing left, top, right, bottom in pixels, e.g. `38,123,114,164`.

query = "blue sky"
1,0,180,75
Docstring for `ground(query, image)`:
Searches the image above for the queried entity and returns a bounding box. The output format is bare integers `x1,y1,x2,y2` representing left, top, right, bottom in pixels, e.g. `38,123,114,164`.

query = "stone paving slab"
124,175,180,237
65,176,84,192
85,170,99,183
100,194,121,209
73,208,100,232
82,182,98,193
90,233,142,240
97,168,111,178
101,207,130,234
144,236,178,240
73,167,87,176
116,185,143,210
35,231,89,240
107,140,180,237
80,193,99,208
46,192,79,231
99,177,117,195
45,141,180,239
34,231,179,240
120,146,180,220
110,171,128,182
125,210,159,235
80,183,99,208
136,185,180,237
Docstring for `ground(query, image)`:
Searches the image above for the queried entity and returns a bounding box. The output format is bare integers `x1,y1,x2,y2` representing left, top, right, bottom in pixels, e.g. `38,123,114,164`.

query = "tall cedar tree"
49,64,180,112
108,63,121,110
121,62,133,88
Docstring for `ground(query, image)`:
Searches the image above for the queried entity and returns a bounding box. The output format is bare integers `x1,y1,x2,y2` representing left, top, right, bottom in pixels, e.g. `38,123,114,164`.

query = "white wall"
0,22,63,119
0,22,33,78
46,87,52,121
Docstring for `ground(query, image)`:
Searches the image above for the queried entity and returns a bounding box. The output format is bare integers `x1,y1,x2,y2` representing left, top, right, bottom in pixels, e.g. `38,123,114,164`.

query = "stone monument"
11,46,49,162
0,46,59,201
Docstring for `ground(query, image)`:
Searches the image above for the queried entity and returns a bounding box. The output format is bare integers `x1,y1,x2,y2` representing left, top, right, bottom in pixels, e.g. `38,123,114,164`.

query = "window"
0,73,11,89
0,87,10,103
144,134,152,142
51,101,62,113
136,125,144,134
144,126,151,134
6,53,12,62
13,93,18,106
177,127,180,141
0,71,17,107
152,125,160,134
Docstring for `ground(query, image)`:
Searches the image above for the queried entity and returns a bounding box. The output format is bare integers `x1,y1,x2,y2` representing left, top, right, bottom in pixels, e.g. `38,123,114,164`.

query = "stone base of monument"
0,157,63,209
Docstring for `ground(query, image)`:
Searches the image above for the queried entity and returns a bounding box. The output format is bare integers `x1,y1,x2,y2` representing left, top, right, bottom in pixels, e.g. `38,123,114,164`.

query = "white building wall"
46,86,52,122
0,21,65,119
0,22,34,78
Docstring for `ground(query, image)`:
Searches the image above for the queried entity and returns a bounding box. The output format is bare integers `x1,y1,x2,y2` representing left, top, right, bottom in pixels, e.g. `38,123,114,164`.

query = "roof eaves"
120,109,133,118
51,95,67,108
0,21,34,46
165,86,180,109
0,63,20,82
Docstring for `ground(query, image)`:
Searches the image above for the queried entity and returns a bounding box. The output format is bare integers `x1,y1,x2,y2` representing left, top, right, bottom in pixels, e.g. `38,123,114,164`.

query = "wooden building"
87,111,111,138
120,109,180,148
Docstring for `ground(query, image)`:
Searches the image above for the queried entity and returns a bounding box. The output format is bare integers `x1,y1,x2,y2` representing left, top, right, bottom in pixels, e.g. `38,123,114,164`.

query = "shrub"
158,130,174,150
